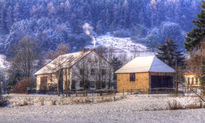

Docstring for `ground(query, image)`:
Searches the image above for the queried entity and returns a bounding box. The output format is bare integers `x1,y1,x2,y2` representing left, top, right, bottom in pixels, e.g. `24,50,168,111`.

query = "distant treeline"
0,0,201,55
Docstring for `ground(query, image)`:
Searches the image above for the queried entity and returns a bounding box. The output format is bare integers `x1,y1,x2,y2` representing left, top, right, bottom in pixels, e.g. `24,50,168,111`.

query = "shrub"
48,83,57,92
167,100,184,110
14,78,35,93
51,100,56,105
40,98,45,106
0,97,8,107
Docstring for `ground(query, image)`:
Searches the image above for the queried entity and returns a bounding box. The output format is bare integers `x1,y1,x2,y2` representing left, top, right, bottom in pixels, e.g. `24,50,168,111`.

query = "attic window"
130,73,135,82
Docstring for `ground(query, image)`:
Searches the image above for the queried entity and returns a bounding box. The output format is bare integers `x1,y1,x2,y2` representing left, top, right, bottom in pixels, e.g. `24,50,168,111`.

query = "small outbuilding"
184,73,200,88
115,56,175,93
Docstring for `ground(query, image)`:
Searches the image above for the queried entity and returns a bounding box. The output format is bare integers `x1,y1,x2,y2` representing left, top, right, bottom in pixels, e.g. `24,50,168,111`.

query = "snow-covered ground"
86,35,155,58
0,54,9,69
0,94,204,123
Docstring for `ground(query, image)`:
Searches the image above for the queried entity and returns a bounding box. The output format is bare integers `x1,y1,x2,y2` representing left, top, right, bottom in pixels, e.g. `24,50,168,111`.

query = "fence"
35,89,117,97
120,88,183,95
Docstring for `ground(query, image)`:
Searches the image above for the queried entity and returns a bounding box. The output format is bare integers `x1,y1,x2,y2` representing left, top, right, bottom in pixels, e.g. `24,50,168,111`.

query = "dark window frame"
89,81,95,88
101,69,106,75
130,73,135,82
91,69,95,75
80,81,83,87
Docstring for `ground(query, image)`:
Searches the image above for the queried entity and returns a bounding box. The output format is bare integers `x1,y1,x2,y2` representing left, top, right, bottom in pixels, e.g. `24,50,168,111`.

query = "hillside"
0,0,201,56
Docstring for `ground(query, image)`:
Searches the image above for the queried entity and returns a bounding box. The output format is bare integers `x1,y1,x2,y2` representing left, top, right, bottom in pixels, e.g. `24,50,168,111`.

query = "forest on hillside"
0,0,201,55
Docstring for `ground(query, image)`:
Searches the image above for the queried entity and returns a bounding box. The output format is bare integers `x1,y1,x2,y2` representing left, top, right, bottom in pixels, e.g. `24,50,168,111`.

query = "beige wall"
36,69,72,91
36,74,57,91
117,72,150,93
117,72,174,93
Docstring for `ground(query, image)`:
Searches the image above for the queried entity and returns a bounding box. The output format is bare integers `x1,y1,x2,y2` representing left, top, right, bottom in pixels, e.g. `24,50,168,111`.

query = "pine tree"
157,38,185,68
184,1,205,51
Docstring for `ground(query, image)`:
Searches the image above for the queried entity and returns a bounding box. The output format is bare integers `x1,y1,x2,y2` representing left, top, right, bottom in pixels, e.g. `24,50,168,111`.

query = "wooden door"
40,76,47,90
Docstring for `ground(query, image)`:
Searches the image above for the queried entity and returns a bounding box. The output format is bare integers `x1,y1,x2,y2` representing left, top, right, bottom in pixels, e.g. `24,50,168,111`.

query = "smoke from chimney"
83,23,96,48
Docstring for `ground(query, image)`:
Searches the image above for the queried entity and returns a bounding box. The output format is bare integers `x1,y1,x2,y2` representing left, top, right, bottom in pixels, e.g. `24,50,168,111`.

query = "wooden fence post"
75,91,77,97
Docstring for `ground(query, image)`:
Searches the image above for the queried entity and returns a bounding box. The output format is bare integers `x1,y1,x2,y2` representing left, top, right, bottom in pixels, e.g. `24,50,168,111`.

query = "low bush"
167,100,184,110
14,78,35,93
40,98,45,106
0,97,8,107
48,83,57,92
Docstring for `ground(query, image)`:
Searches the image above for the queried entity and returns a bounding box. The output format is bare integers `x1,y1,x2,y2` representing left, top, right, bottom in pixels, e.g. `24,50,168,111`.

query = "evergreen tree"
157,38,185,68
184,1,205,51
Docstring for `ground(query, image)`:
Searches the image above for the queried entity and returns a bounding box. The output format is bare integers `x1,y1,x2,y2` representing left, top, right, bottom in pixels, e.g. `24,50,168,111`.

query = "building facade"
115,56,175,93
35,50,114,92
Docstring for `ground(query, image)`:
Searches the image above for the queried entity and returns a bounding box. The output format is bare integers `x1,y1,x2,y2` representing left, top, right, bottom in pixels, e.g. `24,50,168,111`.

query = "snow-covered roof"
115,56,175,73
34,50,93,75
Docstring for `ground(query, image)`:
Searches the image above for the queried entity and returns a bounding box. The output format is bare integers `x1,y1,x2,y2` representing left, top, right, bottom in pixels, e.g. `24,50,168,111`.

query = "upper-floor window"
130,73,135,82
91,69,95,75
101,69,106,75
80,69,84,75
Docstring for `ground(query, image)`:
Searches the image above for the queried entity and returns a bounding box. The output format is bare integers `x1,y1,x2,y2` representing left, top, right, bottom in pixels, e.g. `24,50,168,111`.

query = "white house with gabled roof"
35,49,114,92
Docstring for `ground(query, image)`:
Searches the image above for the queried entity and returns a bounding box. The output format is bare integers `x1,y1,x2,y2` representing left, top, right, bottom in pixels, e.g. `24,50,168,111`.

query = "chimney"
82,48,87,53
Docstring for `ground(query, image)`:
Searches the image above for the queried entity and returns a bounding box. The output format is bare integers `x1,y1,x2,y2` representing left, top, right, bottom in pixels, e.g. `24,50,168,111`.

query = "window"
130,73,135,82
89,81,95,88
101,69,106,75
71,80,76,90
80,69,84,75
80,81,84,87
102,81,106,88
91,69,95,75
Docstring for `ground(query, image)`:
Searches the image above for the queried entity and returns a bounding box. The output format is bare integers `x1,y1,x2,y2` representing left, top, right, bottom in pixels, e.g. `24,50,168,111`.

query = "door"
40,76,47,90
151,76,173,88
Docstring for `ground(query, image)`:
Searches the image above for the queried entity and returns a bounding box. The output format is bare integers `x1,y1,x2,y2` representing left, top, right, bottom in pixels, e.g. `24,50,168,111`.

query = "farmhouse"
115,56,175,93
34,49,113,92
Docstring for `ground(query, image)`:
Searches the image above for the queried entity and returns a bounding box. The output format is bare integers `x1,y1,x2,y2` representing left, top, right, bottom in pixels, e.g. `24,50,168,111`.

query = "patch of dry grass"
167,100,184,110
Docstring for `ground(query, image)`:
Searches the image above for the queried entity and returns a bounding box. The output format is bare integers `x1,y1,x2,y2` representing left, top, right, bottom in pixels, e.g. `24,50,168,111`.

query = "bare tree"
73,55,90,90
46,44,70,96
7,36,40,89
48,44,70,60
132,45,140,58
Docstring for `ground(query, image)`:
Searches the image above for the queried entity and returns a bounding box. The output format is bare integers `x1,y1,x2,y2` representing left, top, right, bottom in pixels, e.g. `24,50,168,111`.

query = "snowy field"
1,94,205,123
86,35,154,58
